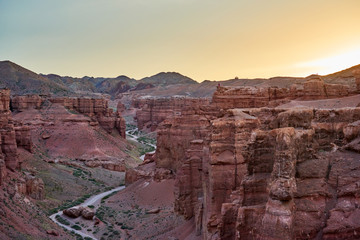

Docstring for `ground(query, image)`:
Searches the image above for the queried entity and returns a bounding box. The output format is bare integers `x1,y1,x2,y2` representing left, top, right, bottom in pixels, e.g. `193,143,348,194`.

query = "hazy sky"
1,0,360,81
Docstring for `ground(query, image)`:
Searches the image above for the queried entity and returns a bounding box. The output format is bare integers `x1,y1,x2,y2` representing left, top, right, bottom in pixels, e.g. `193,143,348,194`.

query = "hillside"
138,72,197,86
0,61,70,95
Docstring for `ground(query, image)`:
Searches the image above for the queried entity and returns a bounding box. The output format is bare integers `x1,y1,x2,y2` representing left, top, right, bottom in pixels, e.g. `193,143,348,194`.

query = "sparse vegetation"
55,215,70,226
71,224,82,230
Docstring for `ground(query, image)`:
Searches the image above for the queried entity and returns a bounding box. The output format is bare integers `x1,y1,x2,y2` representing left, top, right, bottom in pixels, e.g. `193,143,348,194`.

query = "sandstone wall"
0,90,33,175
155,104,360,239
133,97,210,131
302,75,350,100
156,105,219,171
11,95,43,112
211,86,297,109
50,97,126,138
212,76,354,110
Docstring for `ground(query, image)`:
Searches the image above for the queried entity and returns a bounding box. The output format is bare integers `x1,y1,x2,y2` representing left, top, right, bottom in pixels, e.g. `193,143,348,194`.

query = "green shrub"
71,224,82,230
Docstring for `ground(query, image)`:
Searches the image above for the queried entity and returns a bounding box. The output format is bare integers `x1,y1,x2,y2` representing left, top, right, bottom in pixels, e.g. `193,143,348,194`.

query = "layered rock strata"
133,97,210,131
303,75,350,100
152,101,360,239
11,95,43,112
0,90,34,186
50,97,126,138
0,89,21,171
212,76,353,110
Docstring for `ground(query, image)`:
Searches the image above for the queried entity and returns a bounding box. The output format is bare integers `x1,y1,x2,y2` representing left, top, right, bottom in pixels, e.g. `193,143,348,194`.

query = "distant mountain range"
0,60,359,98
0,60,197,97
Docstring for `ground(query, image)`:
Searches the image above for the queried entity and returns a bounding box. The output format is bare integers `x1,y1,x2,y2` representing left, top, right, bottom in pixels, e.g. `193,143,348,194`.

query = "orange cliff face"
10,94,126,139
126,81,360,240
133,97,210,131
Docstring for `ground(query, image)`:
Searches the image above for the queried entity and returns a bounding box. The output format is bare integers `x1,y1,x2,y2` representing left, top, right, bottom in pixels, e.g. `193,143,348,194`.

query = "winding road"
49,127,156,240
49,186,125,240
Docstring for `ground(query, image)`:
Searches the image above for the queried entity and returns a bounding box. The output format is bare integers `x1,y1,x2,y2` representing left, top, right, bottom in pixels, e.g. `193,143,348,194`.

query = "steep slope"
0,61,70,95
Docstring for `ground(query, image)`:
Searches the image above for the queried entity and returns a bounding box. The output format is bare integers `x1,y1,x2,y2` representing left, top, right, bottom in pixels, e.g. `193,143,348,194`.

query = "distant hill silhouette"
1,60,359,97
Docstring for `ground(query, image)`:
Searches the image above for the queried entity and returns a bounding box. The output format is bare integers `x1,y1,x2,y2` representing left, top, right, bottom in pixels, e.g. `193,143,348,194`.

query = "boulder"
81,207,95,220
63,207,84,218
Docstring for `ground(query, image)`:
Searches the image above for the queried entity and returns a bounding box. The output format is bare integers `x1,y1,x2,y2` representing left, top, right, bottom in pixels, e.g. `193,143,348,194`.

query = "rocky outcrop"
63,207,83,218
156,105,219,171
151,86,360,239
212,77,354,110
0,90,34,186
15,175,45,200
0,90,19,171
303,75,349,100
25,177,45,200
125,162,173,185
212,86,297,109
11,95,43,112
63,206,97,220
50,97,126,138
134,97,210,131
14,124,32,153
81,207,95,220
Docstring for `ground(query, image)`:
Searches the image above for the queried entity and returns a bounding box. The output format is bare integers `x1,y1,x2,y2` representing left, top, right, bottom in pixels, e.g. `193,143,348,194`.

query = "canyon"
127,73,360,239
0,61,360,239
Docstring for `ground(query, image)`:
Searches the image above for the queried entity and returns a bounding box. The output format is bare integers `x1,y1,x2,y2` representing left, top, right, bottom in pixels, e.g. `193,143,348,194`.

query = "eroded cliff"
128,80,360,239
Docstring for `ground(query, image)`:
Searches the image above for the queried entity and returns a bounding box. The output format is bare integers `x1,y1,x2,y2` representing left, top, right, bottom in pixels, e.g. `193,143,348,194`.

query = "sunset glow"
1,0,360,81
296,48,360,76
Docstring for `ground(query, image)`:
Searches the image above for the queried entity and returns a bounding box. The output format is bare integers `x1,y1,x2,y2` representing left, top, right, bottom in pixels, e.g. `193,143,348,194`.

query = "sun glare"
296,48,360,76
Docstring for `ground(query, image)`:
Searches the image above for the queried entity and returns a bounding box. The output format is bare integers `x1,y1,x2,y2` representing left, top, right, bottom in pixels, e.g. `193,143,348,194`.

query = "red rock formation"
50,97,126,138
303,75,350,100
212,77,353,110
151,86,360,239
0,89,11,111
0,90,19,171
134,97,210,131
11,95,43,112
25,177,44,200
125,162,173,185
0,90,33,184
211,85,302,110
14,124,32,153
156,105,218,171
117,101,126,112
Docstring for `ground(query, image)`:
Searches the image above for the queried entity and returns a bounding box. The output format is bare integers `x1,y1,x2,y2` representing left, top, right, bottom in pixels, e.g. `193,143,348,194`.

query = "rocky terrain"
0,88,142,239
127,73,360,240
133,97,210,131
1,60,360,239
